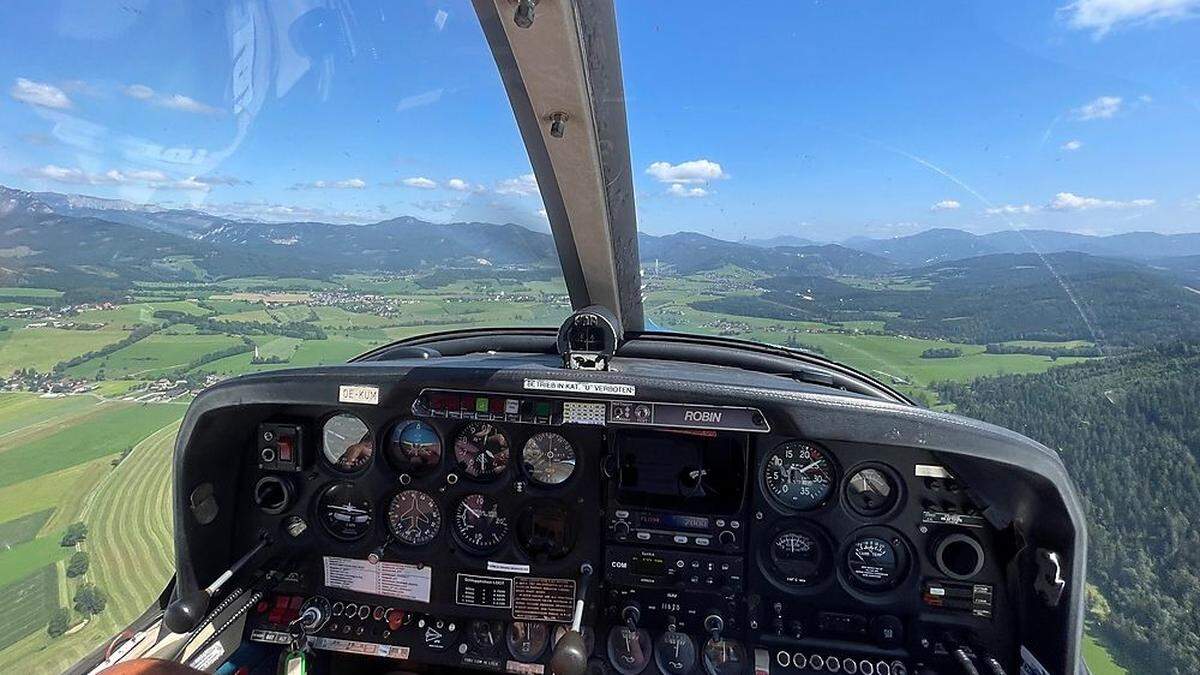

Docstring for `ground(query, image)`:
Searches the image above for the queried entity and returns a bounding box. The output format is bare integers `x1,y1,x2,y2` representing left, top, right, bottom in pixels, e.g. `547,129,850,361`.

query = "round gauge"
453,493,510,553
607,626,652,675
762,441,835,511
846,535,904,590
701,637,747,675
845,466,899,516
385,489,442,546
522,432,577,486
654,630,697,675
769,527,829,587
454,422,511,481
507,621,549,663
322,413,373,472
516,501,576,561
316,482,374,541
386,421,442,476
468,619,504,656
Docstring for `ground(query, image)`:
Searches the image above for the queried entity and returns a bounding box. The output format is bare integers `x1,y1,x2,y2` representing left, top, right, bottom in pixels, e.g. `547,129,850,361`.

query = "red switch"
277,436,293,462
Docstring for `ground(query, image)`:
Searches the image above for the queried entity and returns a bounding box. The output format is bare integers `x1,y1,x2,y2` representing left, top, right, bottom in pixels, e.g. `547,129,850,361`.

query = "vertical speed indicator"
762,441,835,511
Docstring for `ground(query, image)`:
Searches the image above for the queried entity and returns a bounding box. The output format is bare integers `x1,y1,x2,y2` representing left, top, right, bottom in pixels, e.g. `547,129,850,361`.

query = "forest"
936,342,1200,673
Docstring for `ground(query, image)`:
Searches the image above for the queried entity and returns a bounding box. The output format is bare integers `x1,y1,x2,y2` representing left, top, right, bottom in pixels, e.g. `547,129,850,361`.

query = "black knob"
718,530,736,546
621,604,641,627
614,521,631,537
703,614,724,636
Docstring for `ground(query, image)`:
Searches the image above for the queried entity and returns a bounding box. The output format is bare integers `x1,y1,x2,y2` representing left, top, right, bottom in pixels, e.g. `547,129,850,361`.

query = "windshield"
0,1,1197,673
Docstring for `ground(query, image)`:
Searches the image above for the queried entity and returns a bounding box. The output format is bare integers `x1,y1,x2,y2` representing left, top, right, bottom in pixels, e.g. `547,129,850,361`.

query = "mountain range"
2,184,1199,289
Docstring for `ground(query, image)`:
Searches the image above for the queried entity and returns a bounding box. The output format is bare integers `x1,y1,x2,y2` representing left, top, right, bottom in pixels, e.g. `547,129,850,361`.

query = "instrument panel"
234,388,1018,674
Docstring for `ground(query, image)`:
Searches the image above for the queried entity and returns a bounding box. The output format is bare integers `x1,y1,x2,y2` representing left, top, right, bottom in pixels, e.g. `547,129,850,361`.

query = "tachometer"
522,432,577,486
453,493,510,553
316,481,373,541
322,413,373,472
386,420,443,476
762,441,835,510
386,489,442,546
454,422,511,481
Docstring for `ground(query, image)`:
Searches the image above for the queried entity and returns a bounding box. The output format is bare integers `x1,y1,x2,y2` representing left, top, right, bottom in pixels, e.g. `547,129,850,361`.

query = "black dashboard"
164,330,1085,675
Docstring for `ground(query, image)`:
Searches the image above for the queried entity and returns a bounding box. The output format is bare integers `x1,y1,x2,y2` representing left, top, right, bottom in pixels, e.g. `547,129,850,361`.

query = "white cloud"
446,178,478,192
10,78,72,109
667,184,710,198
495,173,539,196
27,164,216,191
930,199,961,211
646,159,728,184
396,88,445,112
434,9,449,31
1061,139,1084,151
1073,95,1123,120
985,204,1039,215
122,84,155,100
1059,0,1200,38
292,178,367,190
121,84,220,114
400,176,438,190
1046,191,1155,210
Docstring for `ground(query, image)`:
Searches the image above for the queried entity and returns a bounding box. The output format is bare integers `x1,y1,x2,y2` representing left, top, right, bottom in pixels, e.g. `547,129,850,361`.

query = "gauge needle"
464,503,482,518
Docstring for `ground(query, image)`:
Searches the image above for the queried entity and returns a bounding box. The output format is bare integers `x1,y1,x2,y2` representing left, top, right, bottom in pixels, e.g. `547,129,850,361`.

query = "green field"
1083,632,1129,675
0,509,54,549
0,566,58,652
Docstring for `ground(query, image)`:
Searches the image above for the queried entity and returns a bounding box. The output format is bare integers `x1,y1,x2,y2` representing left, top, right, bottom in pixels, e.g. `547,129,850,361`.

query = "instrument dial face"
701,638,747,675
607,626,652,675
762,441,835,510
654,631,697,675
845,466,898,516
468,620,504,656
386,421,442,476
769,528,829,587
322,413,373,472
507,621,549,663
454,493,510,553
316,482,373,541
846,536,901,590
522,432,577,486
454,422,511,481
386,489,442,546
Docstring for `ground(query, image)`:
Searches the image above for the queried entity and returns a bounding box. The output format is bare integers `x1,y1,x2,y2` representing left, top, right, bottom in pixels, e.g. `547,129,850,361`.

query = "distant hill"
741,234,819,248
693,252,1200,347
846,227,1200,266
639,232,895,275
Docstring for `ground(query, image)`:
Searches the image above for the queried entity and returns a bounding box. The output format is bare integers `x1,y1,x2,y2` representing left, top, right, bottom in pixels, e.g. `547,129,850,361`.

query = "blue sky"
1,0,1198,239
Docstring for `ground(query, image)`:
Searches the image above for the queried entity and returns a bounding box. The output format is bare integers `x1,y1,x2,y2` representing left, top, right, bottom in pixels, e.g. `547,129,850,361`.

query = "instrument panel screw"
755,511,764,520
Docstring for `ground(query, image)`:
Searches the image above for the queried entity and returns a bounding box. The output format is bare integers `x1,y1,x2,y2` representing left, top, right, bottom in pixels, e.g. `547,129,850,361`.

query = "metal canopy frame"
472,0,644,331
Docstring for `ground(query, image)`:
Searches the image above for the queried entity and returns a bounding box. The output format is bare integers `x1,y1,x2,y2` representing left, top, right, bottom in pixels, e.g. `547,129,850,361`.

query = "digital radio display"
638,513,711,532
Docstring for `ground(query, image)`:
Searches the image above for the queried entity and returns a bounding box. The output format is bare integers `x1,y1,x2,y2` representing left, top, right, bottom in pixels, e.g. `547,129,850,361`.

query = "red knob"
385,608,405,631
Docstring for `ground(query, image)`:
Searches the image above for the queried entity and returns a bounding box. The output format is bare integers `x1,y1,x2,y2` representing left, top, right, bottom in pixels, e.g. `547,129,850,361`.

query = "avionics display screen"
613,430,747,515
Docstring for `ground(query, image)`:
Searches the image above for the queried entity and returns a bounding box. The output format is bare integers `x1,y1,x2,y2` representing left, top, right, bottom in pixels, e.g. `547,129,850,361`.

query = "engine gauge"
453,493,510,553
845,466,899,516
607,625,652,675
522,432,577,486
507,621,549,663
845,534,906,590
386,489,442,546
316,481,373,541
386,420,442,476
701,637,747,675
468,619,504,656
762,441,835,511
454,422,510,481
769,526,830,587
322,413,373,472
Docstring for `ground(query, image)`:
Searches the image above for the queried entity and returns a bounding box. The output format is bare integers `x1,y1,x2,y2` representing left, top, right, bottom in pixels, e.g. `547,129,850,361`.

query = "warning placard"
456,574,513,609
323,556,431,603
511,576,575,623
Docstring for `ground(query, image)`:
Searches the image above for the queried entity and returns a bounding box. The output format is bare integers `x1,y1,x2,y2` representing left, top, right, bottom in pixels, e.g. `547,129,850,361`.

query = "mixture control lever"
549,562,594,675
